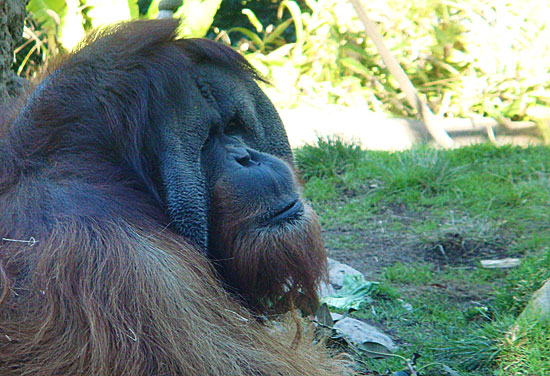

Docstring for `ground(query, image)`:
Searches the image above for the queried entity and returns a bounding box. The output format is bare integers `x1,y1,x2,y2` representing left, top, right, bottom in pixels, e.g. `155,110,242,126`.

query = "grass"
296,137,550,375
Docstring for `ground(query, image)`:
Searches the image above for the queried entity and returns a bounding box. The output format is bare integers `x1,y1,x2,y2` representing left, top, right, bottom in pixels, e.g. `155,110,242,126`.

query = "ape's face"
192,62,301,231
203,133,326,312
159,62,326,312
202,133,302,227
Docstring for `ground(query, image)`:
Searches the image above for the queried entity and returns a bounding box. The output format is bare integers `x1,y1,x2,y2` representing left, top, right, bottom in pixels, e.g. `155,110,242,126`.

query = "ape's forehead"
192,63,293,162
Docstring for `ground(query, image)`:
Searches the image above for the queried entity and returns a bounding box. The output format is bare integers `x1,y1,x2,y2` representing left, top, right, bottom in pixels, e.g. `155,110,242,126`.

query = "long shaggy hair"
0,19,349,375
211,175,328,314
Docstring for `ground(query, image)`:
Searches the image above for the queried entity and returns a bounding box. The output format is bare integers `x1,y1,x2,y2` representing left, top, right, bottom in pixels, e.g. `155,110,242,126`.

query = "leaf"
27,0,67,33
127,0,139,19
278,0,303,55
242,9,263,33
263,18,294,46
441,364,461,376
340,57,371,78
265,43,295,61
145,0,161,18
303,0,318,13
358,341,394,359
174,0,222,37
501,98,524,118
227,27,264,51
341,43,371,60
27,0,87,50
321,274,378,310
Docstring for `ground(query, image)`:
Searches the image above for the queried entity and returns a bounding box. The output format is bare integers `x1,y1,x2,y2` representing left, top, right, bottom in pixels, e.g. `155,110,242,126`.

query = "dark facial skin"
201,132,303,235
199,130,323,313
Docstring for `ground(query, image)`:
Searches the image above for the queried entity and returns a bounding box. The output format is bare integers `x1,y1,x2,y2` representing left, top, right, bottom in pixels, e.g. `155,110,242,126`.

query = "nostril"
236,153,251,166
227,146,260,167
227,147,255,167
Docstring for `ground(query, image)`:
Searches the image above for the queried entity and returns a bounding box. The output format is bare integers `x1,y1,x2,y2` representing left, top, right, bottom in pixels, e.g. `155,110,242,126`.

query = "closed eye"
224,119,241,137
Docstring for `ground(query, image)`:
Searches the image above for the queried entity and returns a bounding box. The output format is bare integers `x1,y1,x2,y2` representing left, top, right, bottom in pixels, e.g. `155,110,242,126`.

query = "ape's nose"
227,146,259,167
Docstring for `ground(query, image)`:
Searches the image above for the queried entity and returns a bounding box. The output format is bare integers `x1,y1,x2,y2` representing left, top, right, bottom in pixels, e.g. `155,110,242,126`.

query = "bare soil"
325,228,415,280
322,205,514,287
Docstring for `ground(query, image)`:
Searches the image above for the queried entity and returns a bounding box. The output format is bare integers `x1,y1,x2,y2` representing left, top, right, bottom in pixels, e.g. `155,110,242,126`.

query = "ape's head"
157,39,327,313
17,20,327,313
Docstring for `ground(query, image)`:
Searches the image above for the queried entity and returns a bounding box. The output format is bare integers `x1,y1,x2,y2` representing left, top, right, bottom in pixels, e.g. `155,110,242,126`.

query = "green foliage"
381,147,459,196
15,3,61,77
18,0,221,79
497,316,550,375
27,0,67,32
300,176,338,201
26,0,139,50
497,252,550,315
174,0,222,37
322,274,378,310
225,14,295,54
383,263,433,285
21,0,550,131
211,0,302,42
24,0,219,54
229,0,550,128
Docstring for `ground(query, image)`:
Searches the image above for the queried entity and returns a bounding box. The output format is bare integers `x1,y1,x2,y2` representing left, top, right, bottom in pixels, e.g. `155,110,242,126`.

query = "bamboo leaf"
340,57,371,78
278,0,303,54
127,0,139,19
342,43,371,60
145,0,160,18
27,0,67,33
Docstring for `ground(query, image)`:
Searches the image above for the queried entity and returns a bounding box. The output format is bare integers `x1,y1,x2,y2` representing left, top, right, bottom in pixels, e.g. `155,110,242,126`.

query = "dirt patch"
322,206,515,277
421,233,514,267
321,202,425,279
324,223,502,322
324,229,419,280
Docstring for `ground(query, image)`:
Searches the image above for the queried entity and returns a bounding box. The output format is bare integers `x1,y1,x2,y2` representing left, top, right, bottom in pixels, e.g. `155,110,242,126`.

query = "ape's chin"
212,205,328,314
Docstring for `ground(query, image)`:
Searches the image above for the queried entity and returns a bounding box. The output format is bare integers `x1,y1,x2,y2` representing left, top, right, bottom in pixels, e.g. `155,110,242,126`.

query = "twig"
348,0,454,147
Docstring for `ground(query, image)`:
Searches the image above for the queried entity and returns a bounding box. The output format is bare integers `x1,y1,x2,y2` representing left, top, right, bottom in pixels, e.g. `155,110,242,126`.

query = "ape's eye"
207,124,221,140
224,119,241,136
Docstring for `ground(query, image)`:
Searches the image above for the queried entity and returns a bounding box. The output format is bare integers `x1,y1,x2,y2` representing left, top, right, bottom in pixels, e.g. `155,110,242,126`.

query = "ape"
0,19,346,375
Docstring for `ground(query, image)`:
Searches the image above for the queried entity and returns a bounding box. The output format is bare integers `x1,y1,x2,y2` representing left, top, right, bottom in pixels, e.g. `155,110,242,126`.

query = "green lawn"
296,140,550,375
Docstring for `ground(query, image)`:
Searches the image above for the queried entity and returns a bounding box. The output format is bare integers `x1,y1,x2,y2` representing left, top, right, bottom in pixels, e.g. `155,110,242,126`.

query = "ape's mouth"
267,199,304,225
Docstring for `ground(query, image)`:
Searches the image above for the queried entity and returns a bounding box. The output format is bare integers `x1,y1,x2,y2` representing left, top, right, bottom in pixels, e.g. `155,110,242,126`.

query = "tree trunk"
0,0,28,103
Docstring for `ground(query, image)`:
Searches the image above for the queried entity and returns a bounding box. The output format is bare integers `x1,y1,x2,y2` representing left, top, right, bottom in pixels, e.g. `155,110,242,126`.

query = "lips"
268,199,304,224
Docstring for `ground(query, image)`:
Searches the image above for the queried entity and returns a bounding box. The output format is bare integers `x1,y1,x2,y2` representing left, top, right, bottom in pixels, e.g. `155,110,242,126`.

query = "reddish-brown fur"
0,20,348,375
211,173,327,314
